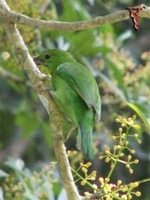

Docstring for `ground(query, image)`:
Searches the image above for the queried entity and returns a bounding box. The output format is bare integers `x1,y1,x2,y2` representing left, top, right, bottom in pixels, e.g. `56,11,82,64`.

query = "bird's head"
33,49,74,74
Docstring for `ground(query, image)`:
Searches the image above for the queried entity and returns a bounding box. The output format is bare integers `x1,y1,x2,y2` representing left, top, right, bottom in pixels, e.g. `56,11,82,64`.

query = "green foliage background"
0,0,150,199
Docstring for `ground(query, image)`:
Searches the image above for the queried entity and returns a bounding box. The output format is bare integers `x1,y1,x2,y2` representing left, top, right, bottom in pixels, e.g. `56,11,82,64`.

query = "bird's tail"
77,122,94,160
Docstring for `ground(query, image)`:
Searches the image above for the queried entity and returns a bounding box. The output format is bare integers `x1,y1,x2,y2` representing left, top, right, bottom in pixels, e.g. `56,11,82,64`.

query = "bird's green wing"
56,62,101,120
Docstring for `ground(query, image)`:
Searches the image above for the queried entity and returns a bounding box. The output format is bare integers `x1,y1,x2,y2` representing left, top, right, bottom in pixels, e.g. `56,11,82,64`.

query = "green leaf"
60,0,90,21
125,101,150,131
118,30,132,42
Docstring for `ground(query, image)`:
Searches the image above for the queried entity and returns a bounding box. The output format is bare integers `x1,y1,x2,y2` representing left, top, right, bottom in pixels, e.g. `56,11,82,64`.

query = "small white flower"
15,159,24,170
1,52,10,60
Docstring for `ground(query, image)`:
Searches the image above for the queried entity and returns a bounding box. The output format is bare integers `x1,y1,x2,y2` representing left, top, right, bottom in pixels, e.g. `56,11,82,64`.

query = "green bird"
34,49,101,160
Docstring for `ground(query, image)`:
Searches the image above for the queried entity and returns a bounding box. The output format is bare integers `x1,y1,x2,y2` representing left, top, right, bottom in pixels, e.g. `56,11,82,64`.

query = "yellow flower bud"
134,133,138,138
116,118,120,122
121,187,127,192
133,125,140,130
104,145,109,150
121,194,127,200
128,194,132,199
99,177,104,183
81,180,87,185
117,180,122,186
90,176,96,181
84,191,91,196
112,136,117,140
82,167,87,173
134,159,139,164
105,157,110,163
119,127,123,133
85,162,92,168
121,123,126,127
130,149,135,154
114,193,119,198
99,155,103,160
119,141,123,146
119,153,124,157
135,191,141,197
114,145,118,151
105,150,110,154
117,145,121,149
105,178,110,182
129,168,133,174
128,155,132,160
130,182,139,187
91,170,97,176
137,139,142,144
92,184,98,190
122,133,126,138
128,117,132,121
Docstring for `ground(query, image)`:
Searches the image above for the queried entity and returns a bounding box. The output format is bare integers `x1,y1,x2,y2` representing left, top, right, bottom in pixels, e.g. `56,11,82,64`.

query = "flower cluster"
72,115,142,199
98,178,141,200
2,161,57,200
80,162,97,185
71,161,96,185
99,115,141,175
115,115,140,130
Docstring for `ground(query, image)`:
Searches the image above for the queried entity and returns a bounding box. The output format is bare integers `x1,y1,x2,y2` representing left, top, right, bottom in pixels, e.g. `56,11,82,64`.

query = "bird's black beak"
32,56,41,65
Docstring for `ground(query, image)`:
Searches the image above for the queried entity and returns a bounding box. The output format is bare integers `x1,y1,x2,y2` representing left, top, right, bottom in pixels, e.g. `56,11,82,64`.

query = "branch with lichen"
0,0,81,199
0,2,150,31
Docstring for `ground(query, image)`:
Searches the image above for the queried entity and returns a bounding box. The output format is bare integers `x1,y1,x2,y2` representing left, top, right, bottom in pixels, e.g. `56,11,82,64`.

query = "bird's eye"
44,54,51,59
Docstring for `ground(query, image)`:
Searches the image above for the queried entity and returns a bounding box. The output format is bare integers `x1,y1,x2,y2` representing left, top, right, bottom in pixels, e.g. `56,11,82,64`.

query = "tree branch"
0,0,81,199
0,2,149,31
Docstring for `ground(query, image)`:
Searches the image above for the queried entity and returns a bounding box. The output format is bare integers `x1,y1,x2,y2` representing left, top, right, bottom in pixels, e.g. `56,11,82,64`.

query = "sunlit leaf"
125,101,150,131
118,30,132,42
